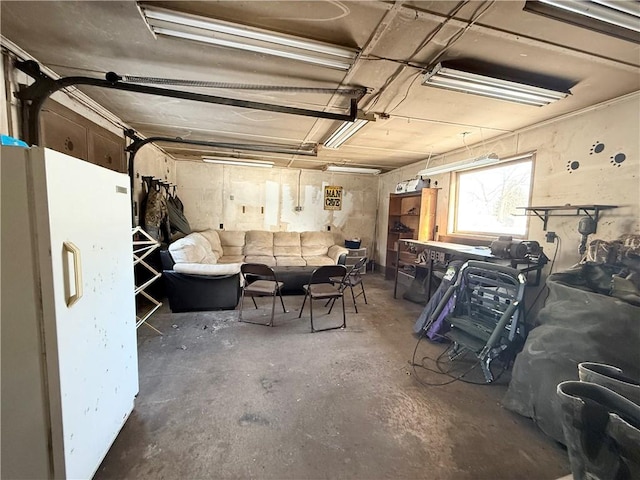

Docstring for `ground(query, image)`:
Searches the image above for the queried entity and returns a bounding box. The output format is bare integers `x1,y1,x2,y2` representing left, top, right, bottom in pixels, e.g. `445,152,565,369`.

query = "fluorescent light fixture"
323,118,371,149
325,165,381,175
417,153,500,176
422,63,570,106
524,1,640,43
139,5,359,69
202,157,274,168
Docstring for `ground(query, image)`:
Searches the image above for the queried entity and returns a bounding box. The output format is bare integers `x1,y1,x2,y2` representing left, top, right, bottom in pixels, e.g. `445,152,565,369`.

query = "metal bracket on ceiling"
123,130,318,180
14,60,358,147
124,131,318,158
15,59,356,225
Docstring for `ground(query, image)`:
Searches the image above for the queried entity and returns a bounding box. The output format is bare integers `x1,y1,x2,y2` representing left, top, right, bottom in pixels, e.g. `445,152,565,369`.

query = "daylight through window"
453,157,533,236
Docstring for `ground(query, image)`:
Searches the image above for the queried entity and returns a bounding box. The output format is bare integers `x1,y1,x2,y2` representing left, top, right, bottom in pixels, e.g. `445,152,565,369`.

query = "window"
452,157,533,237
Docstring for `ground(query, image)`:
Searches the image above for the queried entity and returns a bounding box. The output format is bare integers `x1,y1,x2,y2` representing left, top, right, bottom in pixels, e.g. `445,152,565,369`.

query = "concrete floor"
96,273,570,480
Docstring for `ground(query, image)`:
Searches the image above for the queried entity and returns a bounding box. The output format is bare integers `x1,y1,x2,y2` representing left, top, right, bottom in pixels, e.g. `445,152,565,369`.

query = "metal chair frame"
298,265,347,333
239,263,286,327
327,257,368,313
429,260,527,383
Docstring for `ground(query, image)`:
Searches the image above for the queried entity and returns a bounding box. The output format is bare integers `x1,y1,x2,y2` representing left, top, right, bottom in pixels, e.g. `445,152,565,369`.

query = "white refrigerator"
1,146,139,479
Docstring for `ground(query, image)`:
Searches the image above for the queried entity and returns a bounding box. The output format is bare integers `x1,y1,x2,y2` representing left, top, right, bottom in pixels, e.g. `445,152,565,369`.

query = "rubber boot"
557,381,640,480
578,362,640,406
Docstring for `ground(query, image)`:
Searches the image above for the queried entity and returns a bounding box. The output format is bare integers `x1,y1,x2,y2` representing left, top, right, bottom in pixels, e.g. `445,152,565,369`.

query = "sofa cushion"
303,256,337,267
218,255,245,264
327,244,349,264
169,233,217,264
198,229,224,260
244,255,276,267
218,230,246,256
174,262,242,276
300,231,335,257
276,256,307,267
273,232,302,257
245,230,274,256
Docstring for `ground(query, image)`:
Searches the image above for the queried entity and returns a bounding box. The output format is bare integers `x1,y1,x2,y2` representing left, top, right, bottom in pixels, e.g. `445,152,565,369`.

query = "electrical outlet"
219,223,224,229
294,206,303,212
546,231,557,243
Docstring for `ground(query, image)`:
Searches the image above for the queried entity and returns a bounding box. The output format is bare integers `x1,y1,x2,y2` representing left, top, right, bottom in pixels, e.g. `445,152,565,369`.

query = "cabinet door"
41,108,89,160
89,130,126,173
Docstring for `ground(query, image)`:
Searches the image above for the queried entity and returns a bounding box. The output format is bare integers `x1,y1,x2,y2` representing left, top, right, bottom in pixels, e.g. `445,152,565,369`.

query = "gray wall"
176,162,379,253
377,93,640,273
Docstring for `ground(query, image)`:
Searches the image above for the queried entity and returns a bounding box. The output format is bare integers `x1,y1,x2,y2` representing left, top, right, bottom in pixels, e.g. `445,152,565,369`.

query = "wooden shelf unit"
385,188,437,279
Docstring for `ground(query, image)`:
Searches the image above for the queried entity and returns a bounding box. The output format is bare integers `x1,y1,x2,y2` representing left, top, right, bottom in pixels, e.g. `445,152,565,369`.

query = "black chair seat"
245,280,284,295
448,316,496,343
304,283,343,299
332,275,363,287
446,328,487,354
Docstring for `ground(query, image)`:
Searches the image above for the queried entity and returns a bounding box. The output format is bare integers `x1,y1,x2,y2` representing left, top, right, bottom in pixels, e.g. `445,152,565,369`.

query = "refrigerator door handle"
63,241,83,307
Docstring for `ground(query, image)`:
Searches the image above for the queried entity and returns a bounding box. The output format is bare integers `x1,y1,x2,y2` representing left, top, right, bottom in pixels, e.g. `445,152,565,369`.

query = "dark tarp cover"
502,265,640,444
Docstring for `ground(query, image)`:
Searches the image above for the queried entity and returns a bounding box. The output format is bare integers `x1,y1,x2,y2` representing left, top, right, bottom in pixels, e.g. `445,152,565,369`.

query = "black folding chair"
298,265,347,333
328,257,368,313
239,263,286,327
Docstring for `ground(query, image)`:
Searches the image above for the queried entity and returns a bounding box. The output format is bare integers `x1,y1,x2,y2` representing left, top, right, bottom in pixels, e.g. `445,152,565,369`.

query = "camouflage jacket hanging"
143,186,169,242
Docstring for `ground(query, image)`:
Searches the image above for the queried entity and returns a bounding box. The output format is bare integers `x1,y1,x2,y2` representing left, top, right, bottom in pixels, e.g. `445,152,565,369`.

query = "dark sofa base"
163,271,241,312
159,250,341,311
274,266,318,295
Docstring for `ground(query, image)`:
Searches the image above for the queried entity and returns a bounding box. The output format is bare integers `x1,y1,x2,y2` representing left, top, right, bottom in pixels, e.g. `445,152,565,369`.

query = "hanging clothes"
143,181,170,242
167,194,191,235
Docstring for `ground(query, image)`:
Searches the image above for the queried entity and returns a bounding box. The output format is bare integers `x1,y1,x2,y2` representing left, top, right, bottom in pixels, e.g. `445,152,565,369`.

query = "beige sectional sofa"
168,230,348,272
162,230,349,312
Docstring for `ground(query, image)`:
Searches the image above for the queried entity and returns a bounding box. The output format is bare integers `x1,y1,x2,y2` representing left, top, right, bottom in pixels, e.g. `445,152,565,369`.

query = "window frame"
447,153,535,240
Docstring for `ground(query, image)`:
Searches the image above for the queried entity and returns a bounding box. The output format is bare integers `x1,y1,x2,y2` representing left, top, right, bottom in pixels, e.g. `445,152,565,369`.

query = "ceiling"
1,1,638,172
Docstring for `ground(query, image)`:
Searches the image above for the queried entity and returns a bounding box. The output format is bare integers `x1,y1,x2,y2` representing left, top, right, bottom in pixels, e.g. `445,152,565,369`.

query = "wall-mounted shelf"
517,204,618,231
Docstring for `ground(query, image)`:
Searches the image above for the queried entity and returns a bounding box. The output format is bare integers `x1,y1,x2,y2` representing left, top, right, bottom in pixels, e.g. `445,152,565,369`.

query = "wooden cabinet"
41,99,126,173
385,188,437,279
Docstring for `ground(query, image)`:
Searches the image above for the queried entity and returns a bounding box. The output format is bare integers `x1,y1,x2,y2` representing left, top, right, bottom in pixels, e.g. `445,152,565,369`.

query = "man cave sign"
324,186,343,211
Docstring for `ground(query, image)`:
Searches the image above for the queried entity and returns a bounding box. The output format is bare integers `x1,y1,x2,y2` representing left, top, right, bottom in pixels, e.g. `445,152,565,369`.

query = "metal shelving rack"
517,204,618,231
132,226,163,335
